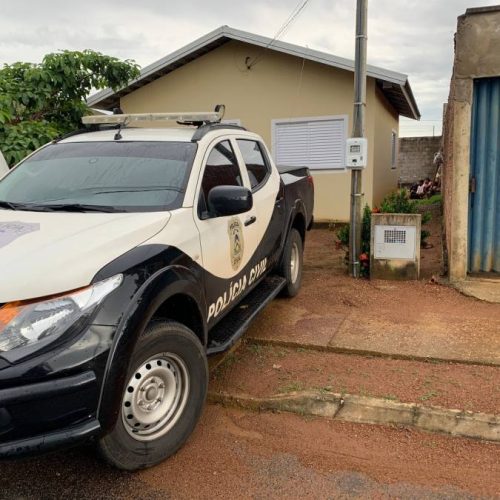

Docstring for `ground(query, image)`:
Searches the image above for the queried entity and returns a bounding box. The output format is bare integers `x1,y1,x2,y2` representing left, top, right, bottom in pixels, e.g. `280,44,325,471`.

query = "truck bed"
276,164,309,174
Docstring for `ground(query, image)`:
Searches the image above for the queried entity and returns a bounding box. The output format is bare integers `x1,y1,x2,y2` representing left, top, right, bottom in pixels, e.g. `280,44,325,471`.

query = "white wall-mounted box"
346,137,368,168
370,213,422,280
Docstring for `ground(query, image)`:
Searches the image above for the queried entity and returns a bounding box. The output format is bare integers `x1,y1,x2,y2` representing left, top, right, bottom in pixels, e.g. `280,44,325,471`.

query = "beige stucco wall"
120,40,399,221
443,7,500,280
372,87,400,207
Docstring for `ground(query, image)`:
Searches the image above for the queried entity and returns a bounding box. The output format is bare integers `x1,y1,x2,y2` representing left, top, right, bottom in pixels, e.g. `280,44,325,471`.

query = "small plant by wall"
336,204,372,277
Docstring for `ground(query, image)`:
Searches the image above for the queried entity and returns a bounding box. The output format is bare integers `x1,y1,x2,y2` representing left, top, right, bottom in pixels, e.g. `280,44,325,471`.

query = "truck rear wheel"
279,228,304,297
98,320,208,471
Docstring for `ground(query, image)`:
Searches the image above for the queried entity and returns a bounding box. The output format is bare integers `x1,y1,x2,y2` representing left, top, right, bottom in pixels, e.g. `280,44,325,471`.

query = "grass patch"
278,381,305,393
382,394,399,401
247,343,264,356
416,194,442,206
313,385,334,395
419,390,438,402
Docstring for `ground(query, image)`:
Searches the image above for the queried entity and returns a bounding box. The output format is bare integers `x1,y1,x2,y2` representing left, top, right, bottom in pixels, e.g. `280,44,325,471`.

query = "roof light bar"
82,110,224,126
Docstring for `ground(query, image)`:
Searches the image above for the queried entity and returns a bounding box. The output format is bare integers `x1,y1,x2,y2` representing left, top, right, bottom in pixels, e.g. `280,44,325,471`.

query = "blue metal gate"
469,77,500,273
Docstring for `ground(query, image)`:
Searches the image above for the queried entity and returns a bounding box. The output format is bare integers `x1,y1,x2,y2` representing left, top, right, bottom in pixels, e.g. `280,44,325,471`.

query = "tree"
0,50,140,166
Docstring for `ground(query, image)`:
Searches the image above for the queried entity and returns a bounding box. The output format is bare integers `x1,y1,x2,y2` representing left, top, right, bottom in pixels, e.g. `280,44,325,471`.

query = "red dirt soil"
210,342,500,414
140,406,500,499
247,228,500,365
211,224,500,416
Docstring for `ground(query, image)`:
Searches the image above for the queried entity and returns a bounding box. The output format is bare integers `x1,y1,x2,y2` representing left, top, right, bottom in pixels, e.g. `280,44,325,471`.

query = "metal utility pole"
349,0,368,278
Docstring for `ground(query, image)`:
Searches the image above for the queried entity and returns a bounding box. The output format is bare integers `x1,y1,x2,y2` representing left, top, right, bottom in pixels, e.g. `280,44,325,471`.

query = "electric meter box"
370,213,422,280
346,138,368,168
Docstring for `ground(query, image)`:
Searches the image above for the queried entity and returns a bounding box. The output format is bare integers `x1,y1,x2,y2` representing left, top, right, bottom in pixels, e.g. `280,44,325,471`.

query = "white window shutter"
274,117,347,170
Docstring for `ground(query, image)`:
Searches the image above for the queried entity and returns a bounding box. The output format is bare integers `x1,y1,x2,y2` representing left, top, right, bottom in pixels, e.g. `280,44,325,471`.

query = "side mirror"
207,185,253,217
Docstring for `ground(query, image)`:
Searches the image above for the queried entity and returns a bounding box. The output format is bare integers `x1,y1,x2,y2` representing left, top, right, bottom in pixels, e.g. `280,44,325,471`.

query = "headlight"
0,274,122,361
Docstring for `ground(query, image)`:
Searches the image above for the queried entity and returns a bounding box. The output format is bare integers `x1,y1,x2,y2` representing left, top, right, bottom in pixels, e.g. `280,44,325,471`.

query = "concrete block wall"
442,6,500,280
398,136,442,185
442,90,455,276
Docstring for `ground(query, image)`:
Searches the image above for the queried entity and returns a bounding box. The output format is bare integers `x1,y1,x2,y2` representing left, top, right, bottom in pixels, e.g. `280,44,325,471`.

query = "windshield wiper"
0,200,20,210
23,203,125,213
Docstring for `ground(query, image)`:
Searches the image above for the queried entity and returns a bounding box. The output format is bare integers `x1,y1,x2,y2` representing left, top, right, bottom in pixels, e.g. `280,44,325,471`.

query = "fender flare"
96,265,207,433
279,199,307,261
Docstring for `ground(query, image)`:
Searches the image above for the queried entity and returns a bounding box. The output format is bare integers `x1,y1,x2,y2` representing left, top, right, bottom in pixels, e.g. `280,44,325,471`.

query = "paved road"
1,405,499,499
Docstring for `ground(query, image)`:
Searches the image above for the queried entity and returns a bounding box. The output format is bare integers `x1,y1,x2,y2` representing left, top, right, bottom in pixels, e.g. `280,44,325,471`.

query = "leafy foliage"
335,204,372,276
416,193,442,206
379,189,418,214
360,204,372,255
337,224,349,247
0,50,140,165
380,189,431,225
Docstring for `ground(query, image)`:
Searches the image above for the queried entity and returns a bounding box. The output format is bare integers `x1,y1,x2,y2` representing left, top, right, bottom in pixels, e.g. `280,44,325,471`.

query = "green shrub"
337,224,349,247
416,194,442,206
379,189,418,214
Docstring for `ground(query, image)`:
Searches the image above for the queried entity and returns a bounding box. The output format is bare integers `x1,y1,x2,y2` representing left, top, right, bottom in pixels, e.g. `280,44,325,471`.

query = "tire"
98,320,208,471
278,228,304,297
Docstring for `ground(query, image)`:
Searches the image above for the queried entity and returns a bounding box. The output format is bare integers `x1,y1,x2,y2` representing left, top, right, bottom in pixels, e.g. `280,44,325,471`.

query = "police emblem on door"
228,217,244,271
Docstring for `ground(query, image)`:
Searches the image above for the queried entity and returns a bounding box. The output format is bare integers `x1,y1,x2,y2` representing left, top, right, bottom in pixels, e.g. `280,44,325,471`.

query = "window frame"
196,138,246,220
271,114,348,171
235,138,272,193
391,129,398,169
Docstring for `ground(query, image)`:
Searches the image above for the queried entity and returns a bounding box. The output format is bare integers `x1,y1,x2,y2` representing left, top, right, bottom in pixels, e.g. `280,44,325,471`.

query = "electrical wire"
247,0,311,69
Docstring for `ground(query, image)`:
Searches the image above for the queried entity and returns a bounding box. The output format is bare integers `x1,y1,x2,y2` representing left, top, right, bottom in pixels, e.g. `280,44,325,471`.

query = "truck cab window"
199,140,242,217
237,139,270,190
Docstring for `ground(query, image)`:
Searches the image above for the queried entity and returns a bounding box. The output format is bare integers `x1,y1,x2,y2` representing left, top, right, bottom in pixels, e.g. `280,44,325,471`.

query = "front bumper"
0,371,102,457
0,323,117,458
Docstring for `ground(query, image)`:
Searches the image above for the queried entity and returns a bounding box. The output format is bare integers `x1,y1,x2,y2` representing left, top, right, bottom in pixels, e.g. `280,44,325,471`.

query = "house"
88,26,420,221
442,6,500,279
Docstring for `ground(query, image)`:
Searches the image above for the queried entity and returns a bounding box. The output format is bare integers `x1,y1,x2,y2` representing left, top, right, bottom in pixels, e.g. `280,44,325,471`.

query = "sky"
0,0,499,137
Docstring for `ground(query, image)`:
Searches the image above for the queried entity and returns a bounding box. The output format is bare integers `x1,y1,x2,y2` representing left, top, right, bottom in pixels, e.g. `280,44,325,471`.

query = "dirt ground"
211,343,500,414
1,406,500,499
212,215,500,418
141,406,500,499
247,226,500,365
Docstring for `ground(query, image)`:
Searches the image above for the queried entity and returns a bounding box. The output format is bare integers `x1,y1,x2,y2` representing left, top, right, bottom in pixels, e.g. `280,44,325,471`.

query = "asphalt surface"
1,405,498,499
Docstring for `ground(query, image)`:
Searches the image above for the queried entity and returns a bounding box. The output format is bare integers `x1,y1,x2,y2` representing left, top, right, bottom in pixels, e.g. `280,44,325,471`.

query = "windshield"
0,141,197,212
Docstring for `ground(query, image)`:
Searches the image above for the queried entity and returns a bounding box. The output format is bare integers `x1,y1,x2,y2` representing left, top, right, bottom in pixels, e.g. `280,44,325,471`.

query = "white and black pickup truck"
0,108,314,470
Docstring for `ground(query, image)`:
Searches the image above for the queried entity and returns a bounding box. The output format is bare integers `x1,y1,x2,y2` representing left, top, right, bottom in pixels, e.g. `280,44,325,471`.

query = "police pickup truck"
0,107,313,470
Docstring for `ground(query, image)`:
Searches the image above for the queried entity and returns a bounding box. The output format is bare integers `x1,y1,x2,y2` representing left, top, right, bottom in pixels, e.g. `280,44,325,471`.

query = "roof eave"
87,25,420,120
400,80,421,120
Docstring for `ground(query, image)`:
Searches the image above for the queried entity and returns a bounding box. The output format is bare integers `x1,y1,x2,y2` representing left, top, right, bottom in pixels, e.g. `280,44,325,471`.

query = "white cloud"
0,0,499,136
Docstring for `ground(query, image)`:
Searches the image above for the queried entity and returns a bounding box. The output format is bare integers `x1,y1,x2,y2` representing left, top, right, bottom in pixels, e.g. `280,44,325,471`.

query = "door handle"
244,216,257,226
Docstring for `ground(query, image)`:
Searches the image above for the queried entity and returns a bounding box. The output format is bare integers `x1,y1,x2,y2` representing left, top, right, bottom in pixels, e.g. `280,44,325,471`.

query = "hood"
0,210,171,303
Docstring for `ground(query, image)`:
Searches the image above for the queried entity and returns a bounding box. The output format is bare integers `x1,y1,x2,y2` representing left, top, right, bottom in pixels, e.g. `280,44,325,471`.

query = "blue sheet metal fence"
469,77,500,273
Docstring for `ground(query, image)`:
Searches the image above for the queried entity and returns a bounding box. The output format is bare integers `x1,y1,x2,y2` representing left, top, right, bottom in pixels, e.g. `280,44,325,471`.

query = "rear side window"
199,140,242,217
237,139,270,190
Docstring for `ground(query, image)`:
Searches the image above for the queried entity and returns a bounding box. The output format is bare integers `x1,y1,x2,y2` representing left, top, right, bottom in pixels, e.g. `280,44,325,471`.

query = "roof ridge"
87,25,419,120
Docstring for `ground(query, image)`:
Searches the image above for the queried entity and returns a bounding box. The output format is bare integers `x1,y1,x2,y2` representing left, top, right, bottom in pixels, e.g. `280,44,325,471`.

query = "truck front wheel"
98,320,208,471
279,228,304,297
